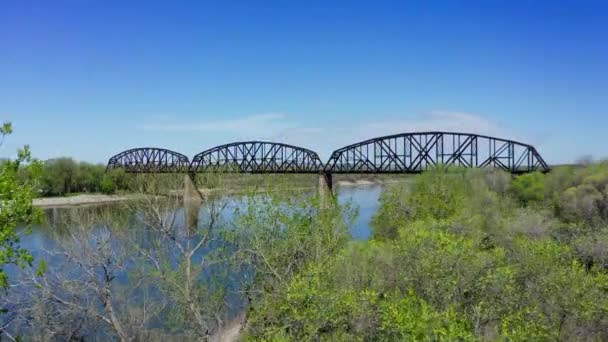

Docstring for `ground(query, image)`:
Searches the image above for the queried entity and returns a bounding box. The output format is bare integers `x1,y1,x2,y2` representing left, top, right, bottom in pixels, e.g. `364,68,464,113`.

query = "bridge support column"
318,171,333,197
318,172,333,194
318,172,334,209
183,174,203,232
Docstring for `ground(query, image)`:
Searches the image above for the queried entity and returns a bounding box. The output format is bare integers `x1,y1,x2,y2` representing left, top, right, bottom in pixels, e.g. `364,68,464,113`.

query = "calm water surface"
6,184,390,337
22,184,385,250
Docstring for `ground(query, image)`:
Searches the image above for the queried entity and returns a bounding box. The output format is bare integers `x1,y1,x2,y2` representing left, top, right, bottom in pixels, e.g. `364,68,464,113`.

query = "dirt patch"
210,313,246,342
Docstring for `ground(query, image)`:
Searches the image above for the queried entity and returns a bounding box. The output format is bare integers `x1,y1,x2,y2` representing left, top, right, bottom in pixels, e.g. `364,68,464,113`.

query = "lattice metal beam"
324,132,549,174
107,133,549,175
189,141,324,173
106,147,190,173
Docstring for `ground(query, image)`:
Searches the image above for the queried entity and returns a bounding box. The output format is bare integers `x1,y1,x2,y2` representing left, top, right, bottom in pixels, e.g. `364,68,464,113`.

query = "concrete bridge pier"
183,174,203,232
318,172,334,208
318,172,333,194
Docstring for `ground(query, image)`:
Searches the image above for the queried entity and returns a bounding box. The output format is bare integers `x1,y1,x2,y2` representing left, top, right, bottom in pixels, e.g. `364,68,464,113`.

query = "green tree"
241,166,608,340
100,174,117,194
512,171,545,203
39,157,78,196
36,158,126,196
74,162,105,192
372,168,471,240
0,122,42,289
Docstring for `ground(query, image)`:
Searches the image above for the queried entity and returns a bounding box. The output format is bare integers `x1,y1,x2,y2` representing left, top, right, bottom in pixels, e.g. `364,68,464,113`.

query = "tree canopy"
0,122,42,289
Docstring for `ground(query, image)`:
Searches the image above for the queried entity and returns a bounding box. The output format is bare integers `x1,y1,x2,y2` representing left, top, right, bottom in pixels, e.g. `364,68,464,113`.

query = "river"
4,184,390,339
23,184,384,250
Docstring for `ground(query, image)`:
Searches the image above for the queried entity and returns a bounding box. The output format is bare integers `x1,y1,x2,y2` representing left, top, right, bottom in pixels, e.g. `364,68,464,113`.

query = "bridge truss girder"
106,133,549,175
189,141,324,174
106,147,190,173
323,132,549,174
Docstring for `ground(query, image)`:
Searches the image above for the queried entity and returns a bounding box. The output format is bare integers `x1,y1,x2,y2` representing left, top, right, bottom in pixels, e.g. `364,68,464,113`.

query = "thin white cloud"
358,110,512,141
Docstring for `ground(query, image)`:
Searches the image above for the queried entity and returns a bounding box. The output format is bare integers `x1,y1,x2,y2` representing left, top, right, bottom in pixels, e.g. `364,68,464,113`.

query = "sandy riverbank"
33,194,138,208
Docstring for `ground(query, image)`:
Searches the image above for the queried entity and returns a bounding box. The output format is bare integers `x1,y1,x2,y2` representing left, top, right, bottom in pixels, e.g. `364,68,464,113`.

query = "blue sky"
1,1,606,164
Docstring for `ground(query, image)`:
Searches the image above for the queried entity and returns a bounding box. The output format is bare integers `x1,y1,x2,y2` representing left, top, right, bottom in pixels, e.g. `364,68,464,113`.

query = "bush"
371,184,410,240
243,164,608,341
100,175,117,194
558,185,603,223
40,157,78,196
512,172,545,203
406,168,470,221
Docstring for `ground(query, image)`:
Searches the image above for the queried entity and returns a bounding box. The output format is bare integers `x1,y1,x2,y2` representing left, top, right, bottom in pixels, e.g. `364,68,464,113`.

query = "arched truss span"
189,141,324,173
324,132,549,174
106,147,190,173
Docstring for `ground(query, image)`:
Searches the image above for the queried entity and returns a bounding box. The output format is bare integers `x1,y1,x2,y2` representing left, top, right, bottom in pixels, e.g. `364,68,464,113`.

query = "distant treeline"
21,158,128,196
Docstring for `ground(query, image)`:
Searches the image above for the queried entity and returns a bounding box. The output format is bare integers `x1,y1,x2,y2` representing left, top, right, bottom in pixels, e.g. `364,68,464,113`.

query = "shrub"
100,175,117,194
558,184,603,223
512,172,545,203
245,164,608,340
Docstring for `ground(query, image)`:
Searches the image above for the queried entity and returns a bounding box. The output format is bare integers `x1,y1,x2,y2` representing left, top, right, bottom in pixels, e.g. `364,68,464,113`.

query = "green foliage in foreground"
243,166,608,341
0,122,42,289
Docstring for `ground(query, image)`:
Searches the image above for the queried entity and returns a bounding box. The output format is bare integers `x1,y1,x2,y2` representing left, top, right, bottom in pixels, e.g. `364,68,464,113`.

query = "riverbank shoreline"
33,194,138,208
33,178,408,208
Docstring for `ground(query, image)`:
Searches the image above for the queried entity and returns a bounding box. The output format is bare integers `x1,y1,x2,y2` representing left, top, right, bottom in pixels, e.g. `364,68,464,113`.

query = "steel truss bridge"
107,132,549,175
